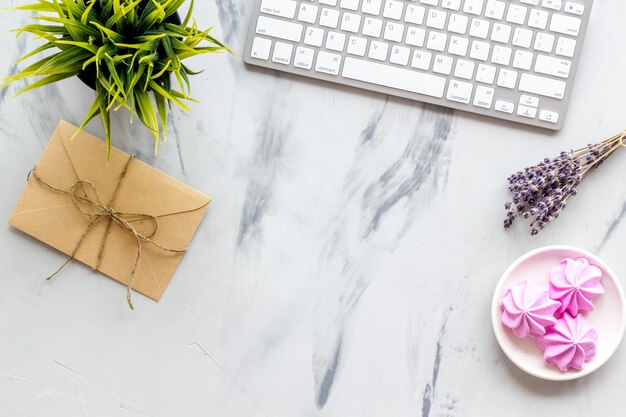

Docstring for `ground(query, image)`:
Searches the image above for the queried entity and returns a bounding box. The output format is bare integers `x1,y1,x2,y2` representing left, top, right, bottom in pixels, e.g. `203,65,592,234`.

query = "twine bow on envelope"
29,156,188,309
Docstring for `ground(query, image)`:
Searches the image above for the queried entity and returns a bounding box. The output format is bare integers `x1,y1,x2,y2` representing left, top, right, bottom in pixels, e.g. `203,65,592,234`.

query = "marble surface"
2,1,626,416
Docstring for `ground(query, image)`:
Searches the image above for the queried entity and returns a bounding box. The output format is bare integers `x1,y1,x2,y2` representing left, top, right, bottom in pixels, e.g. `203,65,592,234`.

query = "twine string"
29,156,188,309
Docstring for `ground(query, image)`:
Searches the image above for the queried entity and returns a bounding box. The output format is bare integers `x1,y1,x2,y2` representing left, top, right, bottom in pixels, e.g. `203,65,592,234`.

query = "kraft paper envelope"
8,120,211,301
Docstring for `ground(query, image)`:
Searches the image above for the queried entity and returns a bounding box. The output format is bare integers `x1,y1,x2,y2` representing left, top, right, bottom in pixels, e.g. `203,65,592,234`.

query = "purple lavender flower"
504,131,626,235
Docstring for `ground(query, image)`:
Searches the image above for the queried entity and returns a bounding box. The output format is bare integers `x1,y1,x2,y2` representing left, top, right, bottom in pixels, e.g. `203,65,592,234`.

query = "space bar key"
342,57,446,99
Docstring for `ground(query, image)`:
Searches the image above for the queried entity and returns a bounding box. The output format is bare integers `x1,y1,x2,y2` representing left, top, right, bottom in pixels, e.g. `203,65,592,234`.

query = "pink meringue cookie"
501,280,561,338
537,313,597,372
549,258,604,317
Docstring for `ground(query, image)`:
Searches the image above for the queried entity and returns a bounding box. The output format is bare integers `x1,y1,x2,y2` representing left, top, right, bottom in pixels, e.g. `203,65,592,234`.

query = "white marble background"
1,1,626,416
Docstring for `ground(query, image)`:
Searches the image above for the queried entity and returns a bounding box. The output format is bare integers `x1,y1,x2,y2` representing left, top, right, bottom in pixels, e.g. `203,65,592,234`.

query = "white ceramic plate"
491,245,626,381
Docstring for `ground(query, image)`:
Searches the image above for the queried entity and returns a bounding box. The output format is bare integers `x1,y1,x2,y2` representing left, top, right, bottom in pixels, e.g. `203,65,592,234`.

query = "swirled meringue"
537,313,597,371
501,280,561,338
549,258,604,317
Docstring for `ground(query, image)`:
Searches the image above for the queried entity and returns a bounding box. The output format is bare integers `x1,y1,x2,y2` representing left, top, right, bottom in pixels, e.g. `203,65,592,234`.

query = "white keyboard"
244,0,593,130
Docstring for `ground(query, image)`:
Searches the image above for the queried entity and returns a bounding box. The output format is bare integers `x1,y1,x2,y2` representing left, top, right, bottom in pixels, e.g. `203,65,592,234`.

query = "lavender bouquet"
504,130,626,235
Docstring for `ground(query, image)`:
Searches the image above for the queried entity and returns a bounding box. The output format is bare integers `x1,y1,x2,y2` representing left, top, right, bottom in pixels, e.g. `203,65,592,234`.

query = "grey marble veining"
2,1,626,416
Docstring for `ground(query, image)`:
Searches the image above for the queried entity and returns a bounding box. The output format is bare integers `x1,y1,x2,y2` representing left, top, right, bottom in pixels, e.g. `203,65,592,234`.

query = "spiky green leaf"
13,71,79,96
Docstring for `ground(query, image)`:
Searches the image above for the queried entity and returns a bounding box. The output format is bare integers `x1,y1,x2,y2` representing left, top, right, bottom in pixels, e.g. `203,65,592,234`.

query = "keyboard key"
497,68,518,89
363,17,383,37
340,0,360,11
475,63,496,83
550,14,581,36
512,50,533,70
341,13,362,33
495,100,515,113
427,9,448,30
411,50,433,70
260,0,297,19
463,0,484,15
470,40,491,61
368,41,390,61
421,0,439,5
446,80,473,103
361,0,382,15
542,0,562,11
342,57,447,97
390,45,411,65
539,109,559,123
427,31,448,52
448,14,469,34
469,18,490,39
520,0,539,5
406,27,426,47
534,33,554,52
491,45,512,65
256,16,303,42
556,37,576,57
315,51,342,75
506,5,527,25
527,10,547,31
484,0,505,20
528,9,548,29
294,46,315,69
250,37,272,60
491,23,511,44
298,4,319,23
512,28,533,48
320,8,340,28
383,0,404,20
520,95,539,107
304,26,324,46
347,36,368,56
519,73,566,99
384,22,405,42
449,36,469,56
319,0,337,4
405,4,426,24
272,41,293,65
326,31,346,51
473,85,495,108
442,0,462,10
454,59,475,79
517,105,537,118
433,55,454,75
564,2,584,15
534,54,571,78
